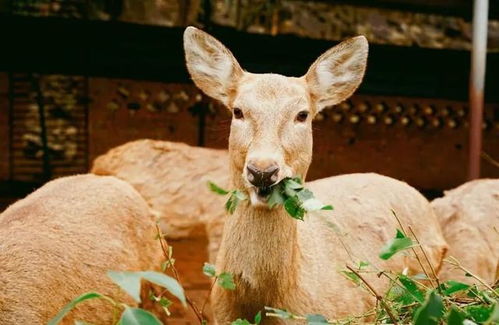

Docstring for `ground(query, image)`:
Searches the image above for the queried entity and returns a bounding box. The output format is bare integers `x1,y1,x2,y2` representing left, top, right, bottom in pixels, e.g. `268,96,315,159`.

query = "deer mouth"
248,186,273,207
257,187,272,198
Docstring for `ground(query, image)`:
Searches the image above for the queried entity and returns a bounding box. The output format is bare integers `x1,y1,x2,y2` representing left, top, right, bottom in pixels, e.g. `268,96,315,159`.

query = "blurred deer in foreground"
0,174,162,324
184,26,448,323
432,179,499,285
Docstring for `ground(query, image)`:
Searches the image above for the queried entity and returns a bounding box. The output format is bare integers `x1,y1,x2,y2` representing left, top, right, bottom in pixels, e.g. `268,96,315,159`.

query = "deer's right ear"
184,26,243,106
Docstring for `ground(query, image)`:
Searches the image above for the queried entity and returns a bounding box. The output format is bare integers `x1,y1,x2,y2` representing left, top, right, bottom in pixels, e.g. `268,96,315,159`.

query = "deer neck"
217,165,301,294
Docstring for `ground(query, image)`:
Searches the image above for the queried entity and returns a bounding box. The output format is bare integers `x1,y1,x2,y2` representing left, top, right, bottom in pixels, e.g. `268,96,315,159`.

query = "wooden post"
468,0,489,180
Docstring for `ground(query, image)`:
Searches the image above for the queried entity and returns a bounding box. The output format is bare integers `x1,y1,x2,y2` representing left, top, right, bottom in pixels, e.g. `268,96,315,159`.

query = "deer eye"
295,111,309,122
233,107,244,119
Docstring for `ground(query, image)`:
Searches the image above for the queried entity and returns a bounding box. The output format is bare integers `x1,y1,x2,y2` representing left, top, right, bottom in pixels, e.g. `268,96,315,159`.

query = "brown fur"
0,174,163,324
184,26,448,323
91,139,229,262
431,179,499,285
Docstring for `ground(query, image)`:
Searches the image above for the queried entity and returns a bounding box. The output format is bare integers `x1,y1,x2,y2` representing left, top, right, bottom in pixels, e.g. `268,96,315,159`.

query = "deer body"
183,27,447,323
212,174,446,323
91,139,230,262
0,174,162,324
431,179,499,285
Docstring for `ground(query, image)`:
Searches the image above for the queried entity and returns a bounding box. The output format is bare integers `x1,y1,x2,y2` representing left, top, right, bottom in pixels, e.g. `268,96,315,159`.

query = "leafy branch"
208,177,333,220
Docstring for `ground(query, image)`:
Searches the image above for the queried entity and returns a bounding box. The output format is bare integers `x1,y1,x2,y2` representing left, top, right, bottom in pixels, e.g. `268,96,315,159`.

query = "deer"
183,26,448,323
431,179,499,285
91,139,230,262
0,174,163,324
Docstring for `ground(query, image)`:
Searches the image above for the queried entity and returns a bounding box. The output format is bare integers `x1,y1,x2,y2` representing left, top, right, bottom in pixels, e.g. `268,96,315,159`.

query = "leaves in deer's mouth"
208,181,248,214
208,177,333,219
208,181,230,195
270,177,334,220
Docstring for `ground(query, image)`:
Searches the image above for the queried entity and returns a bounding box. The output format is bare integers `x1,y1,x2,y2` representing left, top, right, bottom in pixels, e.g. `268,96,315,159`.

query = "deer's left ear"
304,36,368,112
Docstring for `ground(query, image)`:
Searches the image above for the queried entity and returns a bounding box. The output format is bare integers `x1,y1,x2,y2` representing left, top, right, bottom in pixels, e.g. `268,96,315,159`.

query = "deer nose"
246,163,279,188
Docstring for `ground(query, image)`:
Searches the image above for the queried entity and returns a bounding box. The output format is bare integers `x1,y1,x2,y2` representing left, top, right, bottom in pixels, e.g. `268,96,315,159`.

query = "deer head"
184,27,368,207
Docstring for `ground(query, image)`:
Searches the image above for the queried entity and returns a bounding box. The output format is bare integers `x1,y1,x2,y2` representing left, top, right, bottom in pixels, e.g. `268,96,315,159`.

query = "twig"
155,224,205,323
481,151,499,169
407,226,442,293
201,277,217,317
390,210,435,288
445,256,499,298
346,265,399,325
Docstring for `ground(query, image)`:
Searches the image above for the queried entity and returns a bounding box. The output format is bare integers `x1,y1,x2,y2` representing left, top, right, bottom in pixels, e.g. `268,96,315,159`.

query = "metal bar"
468,0,489,180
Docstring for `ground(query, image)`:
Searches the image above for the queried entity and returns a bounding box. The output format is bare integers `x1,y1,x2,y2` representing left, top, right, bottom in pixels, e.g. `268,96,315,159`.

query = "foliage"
49,228,237,325
378,229,414,260
265,226,499,325
203,262,236,290
208,177,333,220
51,195,497,325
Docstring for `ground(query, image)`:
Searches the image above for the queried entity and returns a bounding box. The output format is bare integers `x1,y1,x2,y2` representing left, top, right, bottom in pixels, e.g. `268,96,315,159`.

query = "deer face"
184,27,368,207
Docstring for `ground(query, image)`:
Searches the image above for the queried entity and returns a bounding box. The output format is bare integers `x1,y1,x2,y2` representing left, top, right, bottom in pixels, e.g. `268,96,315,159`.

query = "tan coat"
432,179,499,285
212,173,448,323
0,174,162,324
92,139,229,261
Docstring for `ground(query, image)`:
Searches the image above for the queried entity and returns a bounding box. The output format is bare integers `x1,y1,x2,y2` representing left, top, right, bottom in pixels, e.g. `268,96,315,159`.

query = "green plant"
48,223,237,325
208,177,333,220
264,224,499,325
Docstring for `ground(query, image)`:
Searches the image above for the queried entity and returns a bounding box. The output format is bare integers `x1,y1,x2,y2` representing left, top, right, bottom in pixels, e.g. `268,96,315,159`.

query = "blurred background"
0,0,498,209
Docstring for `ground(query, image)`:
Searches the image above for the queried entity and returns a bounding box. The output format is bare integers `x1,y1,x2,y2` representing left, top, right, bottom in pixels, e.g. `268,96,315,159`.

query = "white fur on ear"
183,26,243,106
304,36,368,112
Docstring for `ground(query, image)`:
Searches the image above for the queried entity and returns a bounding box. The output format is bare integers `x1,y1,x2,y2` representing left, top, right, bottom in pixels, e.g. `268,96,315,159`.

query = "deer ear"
184,26,244,106
304,36,368,112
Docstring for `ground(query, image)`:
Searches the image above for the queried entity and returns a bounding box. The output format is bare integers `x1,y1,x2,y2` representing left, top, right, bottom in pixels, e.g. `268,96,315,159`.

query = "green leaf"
485,303,499,325
341,271,360,285
285,178,303,190
466,305,495,323
399,274,424,303
306,314,329,325
443,280,470,296
254,311,262,324
264,307,293,319
321,205,333,210
301,198,327,212
413,291,444,325
412,273,430,281
158,297,172,308
268,188,285,208
447,306,466,325
208,181,229,195
48,292,105,325
225,191,247,214
231,319,251,325
358,261,369,269
203,262,216,277
140,271,186,306
379,229,413,260
108,271,143,302
296,188,314,201
284,197,305,220
234,190,248,201
119,307,162,325
218,272,236,290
